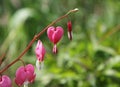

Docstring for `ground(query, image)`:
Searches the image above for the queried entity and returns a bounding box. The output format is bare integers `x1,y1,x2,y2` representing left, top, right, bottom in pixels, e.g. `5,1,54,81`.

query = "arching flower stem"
0,8,79,74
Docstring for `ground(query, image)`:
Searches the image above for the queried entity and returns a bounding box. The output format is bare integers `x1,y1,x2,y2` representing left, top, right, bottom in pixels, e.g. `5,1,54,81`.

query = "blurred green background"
0,0,120,87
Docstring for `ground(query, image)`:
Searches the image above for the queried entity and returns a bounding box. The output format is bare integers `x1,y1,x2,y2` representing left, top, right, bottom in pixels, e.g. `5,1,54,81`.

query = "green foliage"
0,0,120,87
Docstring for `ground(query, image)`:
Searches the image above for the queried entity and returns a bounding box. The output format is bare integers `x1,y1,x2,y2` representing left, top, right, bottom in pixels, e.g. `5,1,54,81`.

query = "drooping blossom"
67,21,72,40
35,40,46,70
0,75,12,87
47,26,64,54
15,64,36,87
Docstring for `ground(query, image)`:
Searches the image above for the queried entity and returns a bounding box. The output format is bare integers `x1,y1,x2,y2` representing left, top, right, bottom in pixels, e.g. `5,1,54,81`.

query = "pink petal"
26,71,35,83
35,40,42,55
41,45,46,61
25,64,35,83
47,26,55,43
30,74,36,83
26,64,34,74
52,26,64,44
15,66,26,86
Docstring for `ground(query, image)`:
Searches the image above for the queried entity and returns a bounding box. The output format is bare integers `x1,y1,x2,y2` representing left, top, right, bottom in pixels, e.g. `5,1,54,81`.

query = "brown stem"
0,8,78,74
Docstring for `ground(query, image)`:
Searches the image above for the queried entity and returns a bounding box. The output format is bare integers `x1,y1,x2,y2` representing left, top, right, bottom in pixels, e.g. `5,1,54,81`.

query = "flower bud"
35,40,46,62
35,40,46,70
67,21,72,40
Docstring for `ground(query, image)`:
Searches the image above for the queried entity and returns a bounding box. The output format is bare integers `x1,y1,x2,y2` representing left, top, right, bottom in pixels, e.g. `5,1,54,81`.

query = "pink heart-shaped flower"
15,64,36,86
0,75,12,87
47,26,64,44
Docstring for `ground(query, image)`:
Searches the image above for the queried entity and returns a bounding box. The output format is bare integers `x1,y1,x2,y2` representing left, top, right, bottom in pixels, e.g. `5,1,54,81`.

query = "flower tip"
53,45,58,54
74,8,79,11
68,32,72,40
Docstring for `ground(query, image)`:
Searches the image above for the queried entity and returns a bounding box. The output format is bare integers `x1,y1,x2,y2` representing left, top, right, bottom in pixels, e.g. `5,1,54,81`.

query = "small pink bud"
15,64,36,86
35,40,46,62
0,75,12,87
47,26,64,54
35,40,46,70
47,26,64,44
67,21,72,40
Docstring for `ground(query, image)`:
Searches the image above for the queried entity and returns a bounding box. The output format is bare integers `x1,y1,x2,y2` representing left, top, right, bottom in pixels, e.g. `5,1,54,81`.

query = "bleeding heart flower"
47,26,64,54
35,40,46,70
15,64,36,87
0,75,12,87
47,26,64,44
67,21,72,40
